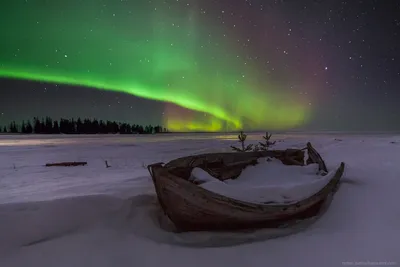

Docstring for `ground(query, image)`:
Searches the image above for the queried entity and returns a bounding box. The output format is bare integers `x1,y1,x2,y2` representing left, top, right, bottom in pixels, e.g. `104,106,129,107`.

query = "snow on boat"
147,143,345,232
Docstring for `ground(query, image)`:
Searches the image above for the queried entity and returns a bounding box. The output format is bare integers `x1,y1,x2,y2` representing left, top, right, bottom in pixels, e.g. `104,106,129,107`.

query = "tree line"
0,117,168,134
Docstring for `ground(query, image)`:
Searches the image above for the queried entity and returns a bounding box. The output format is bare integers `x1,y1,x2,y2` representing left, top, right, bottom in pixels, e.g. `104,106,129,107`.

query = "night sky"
0,0,399,131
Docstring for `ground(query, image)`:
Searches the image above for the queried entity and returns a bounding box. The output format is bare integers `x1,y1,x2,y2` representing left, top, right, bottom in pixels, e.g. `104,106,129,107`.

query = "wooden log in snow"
45,162,87,167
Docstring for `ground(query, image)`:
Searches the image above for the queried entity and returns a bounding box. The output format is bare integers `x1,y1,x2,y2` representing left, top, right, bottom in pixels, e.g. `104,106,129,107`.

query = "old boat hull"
148,156,345,232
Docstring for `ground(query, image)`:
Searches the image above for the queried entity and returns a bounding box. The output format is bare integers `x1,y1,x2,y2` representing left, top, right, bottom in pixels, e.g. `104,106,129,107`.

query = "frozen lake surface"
0,133,399,267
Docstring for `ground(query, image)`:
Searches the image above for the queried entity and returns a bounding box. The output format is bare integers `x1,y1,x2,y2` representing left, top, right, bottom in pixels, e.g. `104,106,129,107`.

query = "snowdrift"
0,191,333,251
0,194,132,250
196,160,338,204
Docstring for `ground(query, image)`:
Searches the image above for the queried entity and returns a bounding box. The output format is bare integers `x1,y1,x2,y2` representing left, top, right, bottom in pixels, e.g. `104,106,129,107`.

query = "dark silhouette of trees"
26,121,33,133
44,117,53,133
9,121,18,133
21,120,33,133
53,120,60,134
0,117,168,135
33,117,42,133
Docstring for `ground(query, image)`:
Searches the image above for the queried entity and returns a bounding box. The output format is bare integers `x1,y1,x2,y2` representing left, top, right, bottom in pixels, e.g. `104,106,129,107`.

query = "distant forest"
0,117,168,134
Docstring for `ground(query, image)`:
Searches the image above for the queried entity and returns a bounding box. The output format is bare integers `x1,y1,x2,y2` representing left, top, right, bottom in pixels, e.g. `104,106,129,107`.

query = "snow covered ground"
0,133,399,267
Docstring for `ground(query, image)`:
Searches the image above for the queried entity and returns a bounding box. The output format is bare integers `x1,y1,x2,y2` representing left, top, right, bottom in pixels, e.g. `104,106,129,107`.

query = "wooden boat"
147,142,345,232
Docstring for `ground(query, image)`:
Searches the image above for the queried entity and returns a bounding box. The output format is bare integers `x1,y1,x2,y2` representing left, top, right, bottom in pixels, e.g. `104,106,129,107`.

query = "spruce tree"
53,121,60,134
26,121,33,133
21,121,26,133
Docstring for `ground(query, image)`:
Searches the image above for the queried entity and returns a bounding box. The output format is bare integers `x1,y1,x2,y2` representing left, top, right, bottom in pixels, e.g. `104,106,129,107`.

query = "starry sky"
0,0,399,132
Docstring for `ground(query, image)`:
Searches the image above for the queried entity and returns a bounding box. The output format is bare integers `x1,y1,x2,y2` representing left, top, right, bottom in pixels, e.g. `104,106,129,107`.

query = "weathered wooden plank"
306,142,328,173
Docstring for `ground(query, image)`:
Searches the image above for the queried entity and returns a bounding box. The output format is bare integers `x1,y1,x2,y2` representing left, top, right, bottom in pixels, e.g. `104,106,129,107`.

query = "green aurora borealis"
0,1,311,131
